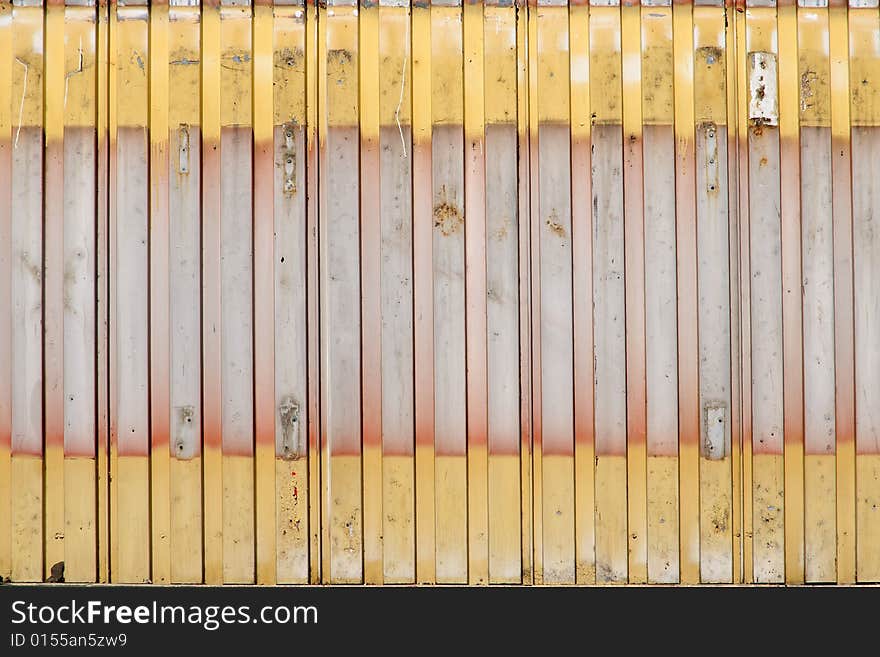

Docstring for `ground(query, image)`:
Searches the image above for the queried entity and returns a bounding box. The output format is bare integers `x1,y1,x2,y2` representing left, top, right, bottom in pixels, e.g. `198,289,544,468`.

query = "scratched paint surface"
0,0,879,585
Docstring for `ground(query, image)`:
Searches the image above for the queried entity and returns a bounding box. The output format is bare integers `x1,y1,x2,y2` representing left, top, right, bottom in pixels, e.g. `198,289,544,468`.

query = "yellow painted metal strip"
673,0,699,584
359,0,382,586
107,0,119,585
304,0,321,585
734,0,752,584
516,0,532,586
43,0,65,582
0,0,11,583
201,0,223,585
622,0,647,585
253,0,276,586
526,0,541,584
316,0,331,584
411,0,435,585
96,0,110,585
569,0,594,586
484,1,520,584
830,0,855,584
150,0,172,586
725,0,742,585
694,4,732,584
220,3,255,584
851,3,880,583
377,3,415,584
167,3,203,585
590,2,627,585
112,3,151,584
778,0,804,585
63,5,99,583
464,0,489,586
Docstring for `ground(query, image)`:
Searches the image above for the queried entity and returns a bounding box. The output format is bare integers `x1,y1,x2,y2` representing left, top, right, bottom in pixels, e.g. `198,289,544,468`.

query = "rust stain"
433,185,463,236
545,210,566,238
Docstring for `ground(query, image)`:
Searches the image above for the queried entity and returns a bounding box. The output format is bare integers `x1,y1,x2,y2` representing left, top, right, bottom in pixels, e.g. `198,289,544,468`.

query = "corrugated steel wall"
1,0,879,585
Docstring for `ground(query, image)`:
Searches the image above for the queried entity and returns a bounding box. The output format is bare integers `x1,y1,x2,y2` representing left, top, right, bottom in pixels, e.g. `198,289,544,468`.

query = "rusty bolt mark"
276,47,303,70
545,211,566,238
697,46,723,67
327,48,353,66
433,186,463,236
175,405,195,455
760,156,768,167
281,122,298,197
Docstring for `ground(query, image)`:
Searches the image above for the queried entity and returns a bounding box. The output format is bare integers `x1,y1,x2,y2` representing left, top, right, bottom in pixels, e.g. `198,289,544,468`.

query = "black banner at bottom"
0,583,871,652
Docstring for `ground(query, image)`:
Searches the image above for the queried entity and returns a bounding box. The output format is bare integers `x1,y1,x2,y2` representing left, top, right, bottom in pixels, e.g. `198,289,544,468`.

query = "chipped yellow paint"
274,6,306,127
276,457,308,584
431,4,462,126
753,454,785,584
115,7,148,130
590,6,621,126
484,4,515,126
700,459,732,583
798,7,831,128
169,6,201,129
11,5,42,129
642,6,673,126
849,7,880,128
115,457,151,583
170,458,203,583
595,456,627,584
11,457,42,582
222,455,255,584
325,4,358,130
435,455,466,583
647,456,679,583
488,455,520,584
805,454,836,583
379,5,411,128
383,456,415,584
220,5,252,129
63,459,96,583
328,455,363,584
693,7,726,127
857,455,880,581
